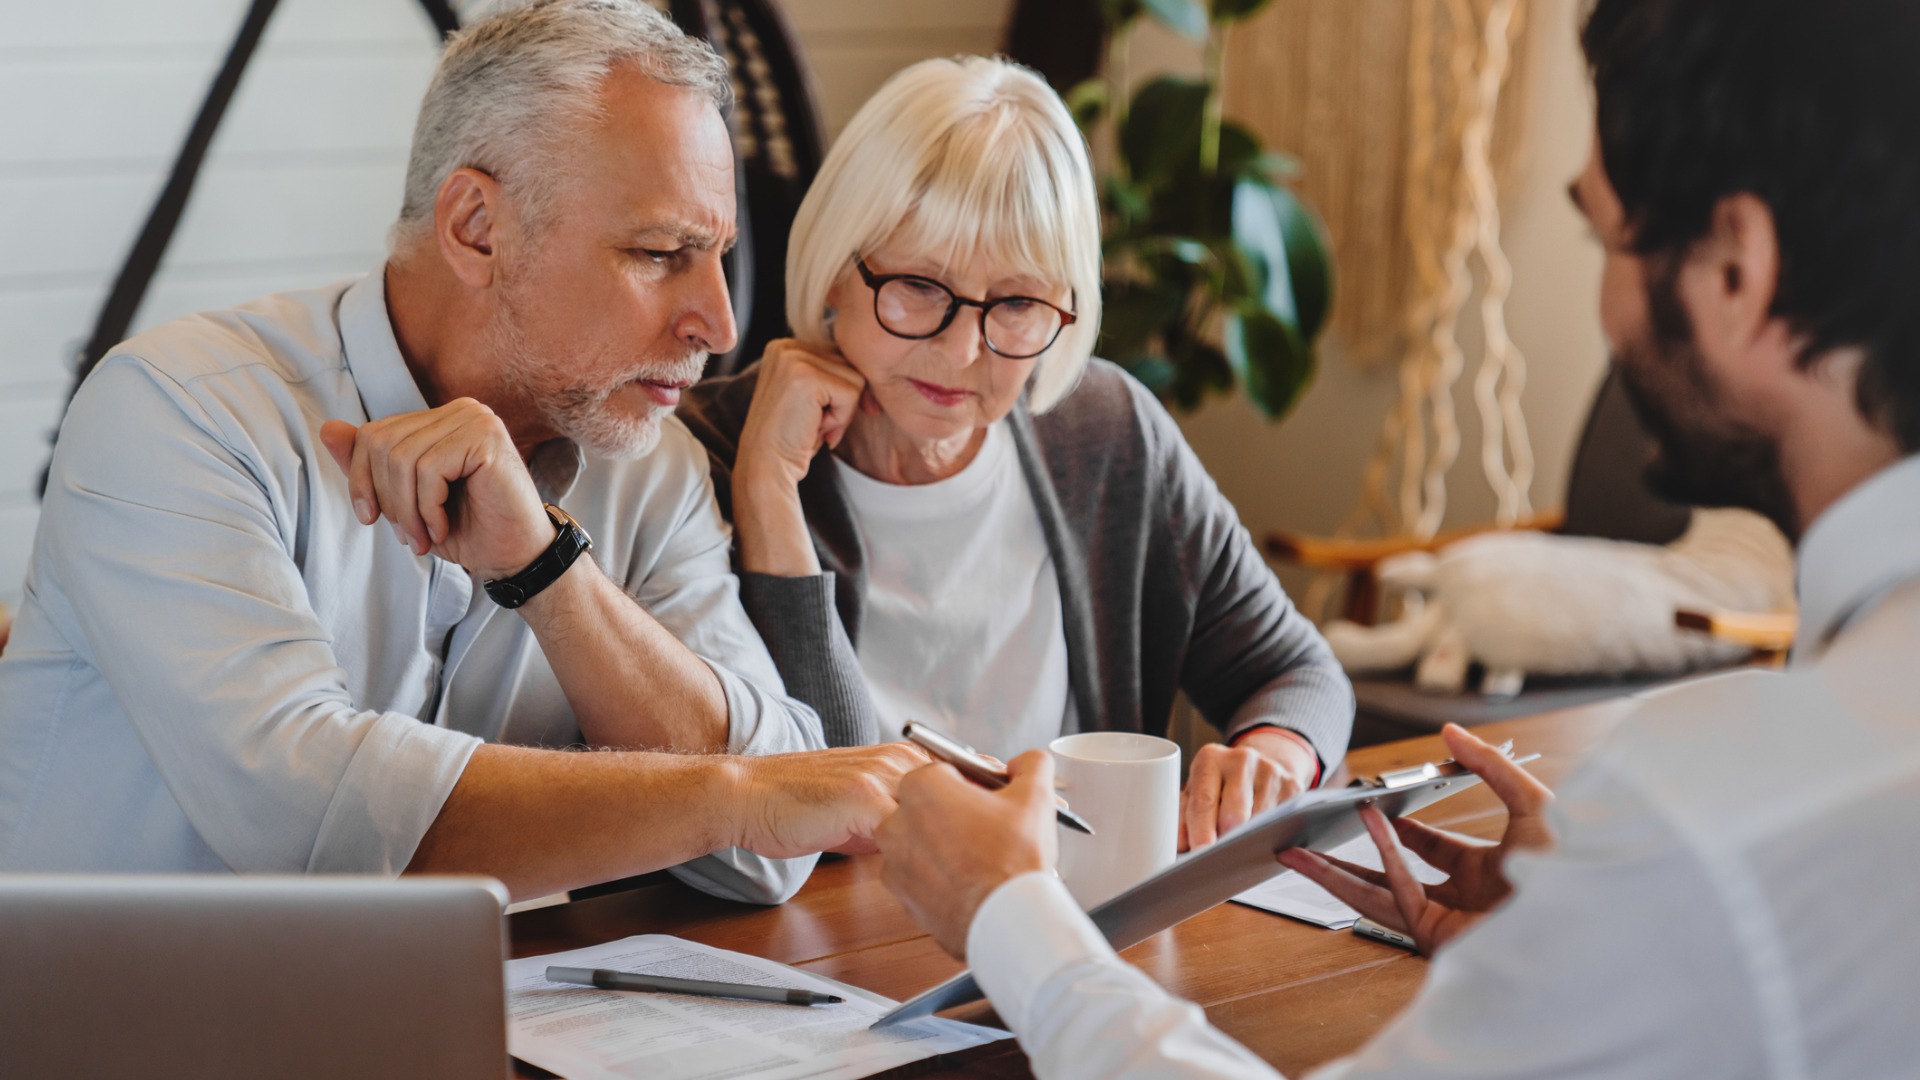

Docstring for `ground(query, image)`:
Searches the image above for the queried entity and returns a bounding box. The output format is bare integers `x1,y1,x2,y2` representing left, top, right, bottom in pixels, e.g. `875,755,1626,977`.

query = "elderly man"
877,0,1920,1075
0,0,921,902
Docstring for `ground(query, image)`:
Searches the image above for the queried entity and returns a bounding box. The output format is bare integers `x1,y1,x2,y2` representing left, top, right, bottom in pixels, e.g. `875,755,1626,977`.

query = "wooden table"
511,701,1630,1078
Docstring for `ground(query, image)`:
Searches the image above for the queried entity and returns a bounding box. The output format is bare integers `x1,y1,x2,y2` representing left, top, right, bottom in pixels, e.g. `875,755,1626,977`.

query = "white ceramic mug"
1049,731,1182,908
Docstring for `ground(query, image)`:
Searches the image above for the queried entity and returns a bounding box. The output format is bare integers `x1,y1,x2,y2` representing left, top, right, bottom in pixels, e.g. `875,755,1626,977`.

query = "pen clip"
1353,740,1519,790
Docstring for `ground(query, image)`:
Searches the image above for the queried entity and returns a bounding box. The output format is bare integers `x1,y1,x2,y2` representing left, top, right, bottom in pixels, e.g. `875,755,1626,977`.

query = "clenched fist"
320,398,553,580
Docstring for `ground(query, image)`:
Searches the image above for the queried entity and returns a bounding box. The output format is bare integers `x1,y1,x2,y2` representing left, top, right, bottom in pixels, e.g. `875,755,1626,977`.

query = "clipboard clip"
1349,740,1521,790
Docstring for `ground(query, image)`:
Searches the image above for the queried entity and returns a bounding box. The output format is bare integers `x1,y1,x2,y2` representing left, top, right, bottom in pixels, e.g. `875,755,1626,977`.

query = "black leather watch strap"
483,504,592,609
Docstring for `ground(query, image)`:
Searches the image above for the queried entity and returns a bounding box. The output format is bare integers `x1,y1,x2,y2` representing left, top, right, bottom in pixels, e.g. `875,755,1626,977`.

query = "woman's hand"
737,339,867,490
1179,728,1317,851
1277,723,1556,955
733,340,867,576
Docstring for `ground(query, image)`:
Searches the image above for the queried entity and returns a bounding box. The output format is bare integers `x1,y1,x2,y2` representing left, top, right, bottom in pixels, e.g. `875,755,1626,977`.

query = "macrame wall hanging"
1225,0,1535,614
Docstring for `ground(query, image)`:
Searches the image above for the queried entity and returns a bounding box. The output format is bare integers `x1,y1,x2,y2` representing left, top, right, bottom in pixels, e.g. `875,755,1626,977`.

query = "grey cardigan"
676,360,1354,771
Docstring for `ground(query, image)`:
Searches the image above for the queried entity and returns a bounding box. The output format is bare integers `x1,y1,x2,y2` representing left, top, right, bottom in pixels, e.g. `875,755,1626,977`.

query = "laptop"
0,875,512,1079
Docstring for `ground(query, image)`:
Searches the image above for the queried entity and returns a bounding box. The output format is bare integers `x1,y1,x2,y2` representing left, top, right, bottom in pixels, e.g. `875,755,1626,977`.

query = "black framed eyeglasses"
854,256,1077,360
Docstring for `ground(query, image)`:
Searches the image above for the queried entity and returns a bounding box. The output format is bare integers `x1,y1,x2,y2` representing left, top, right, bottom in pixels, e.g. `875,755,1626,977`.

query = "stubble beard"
489,278,707,460
1611,258,1800,538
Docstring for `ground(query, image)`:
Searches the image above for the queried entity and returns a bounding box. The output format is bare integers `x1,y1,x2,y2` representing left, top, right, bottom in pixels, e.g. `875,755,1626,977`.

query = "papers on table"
507,934,1008,1080
1232,833,1449,929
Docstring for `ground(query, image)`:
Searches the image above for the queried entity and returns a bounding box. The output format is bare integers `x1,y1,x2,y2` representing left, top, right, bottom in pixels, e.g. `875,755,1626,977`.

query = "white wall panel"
0,160,403,281
0,289,100,384
5,0,443,51
0,48,432,167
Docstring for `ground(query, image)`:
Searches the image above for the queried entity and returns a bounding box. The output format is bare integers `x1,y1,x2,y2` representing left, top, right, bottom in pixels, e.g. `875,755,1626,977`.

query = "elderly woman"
679,56,1353,847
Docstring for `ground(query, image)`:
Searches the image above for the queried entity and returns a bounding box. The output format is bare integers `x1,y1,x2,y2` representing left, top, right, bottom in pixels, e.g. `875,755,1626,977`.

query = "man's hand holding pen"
875,750,1060,959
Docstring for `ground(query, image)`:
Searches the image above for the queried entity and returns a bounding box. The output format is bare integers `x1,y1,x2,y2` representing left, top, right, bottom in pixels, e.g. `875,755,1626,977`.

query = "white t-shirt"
834,420,1071,759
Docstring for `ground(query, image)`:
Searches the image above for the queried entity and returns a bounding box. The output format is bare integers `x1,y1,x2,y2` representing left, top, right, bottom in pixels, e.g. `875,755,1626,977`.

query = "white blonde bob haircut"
785,56,1103,413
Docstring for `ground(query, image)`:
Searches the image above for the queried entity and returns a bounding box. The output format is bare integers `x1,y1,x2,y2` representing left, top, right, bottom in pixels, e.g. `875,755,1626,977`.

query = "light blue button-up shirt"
0,272,823,902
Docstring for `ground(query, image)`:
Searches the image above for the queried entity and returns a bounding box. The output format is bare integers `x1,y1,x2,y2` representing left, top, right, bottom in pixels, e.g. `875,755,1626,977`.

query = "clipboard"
872,744,1535,1029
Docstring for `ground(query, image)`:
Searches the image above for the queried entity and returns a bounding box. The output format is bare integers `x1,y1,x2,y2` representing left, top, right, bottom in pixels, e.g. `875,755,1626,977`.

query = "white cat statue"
1323,508,1795,697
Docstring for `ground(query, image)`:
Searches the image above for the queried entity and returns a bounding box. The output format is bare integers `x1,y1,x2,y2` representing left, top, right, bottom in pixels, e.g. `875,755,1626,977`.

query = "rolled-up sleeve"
628,428,827,759
623,422,824,901
42,358,480,873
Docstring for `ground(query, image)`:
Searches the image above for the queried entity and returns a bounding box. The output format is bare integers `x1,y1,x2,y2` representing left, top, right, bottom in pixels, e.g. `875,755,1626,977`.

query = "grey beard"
488,301,704,460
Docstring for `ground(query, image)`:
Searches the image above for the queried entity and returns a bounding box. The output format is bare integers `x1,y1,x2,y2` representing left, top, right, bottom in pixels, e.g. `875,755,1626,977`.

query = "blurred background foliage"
1071,0,1334,420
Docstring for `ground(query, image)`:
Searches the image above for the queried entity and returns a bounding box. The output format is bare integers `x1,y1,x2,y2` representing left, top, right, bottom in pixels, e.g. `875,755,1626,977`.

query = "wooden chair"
1268,369,1792,745
1674,608,1797,664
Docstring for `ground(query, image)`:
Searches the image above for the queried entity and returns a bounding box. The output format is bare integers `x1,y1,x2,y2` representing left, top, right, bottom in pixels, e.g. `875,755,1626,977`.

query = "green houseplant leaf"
1065,77,1108,130
1223,304,1314,419
1141,0,1209,39
1230,178,1333,342
1119,77,1209,185
1086,1,1333,423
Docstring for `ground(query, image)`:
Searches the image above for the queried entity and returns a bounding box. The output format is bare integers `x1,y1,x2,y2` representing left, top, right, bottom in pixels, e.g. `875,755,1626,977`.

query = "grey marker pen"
1351,917,1419,952
546,966,843,1006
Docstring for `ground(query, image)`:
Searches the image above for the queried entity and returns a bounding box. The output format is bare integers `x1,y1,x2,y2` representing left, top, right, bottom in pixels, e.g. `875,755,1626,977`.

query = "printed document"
507,935,1008,1080
1232,833,1448,929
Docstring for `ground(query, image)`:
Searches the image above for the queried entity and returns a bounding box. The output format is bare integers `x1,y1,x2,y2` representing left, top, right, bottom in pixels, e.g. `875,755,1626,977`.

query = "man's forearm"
517,556,730,751
405,743,741,900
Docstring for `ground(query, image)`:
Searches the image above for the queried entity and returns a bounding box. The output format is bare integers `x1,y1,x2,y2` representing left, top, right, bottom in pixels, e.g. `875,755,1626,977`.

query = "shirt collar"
339,268,585,504
527,439,585,504
339,268,430,422
1793,452,1920,662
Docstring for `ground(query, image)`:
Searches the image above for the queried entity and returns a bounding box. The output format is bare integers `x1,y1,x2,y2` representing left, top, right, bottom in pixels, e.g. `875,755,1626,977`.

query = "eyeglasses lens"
874,277,952,336
982,298,1063,358
874,278,1064,358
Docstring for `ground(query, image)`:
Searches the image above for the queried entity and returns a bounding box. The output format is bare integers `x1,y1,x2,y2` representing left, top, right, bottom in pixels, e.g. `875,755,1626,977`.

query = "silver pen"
903,721,1096,835
1352,917,1419,952
545,966,842,1006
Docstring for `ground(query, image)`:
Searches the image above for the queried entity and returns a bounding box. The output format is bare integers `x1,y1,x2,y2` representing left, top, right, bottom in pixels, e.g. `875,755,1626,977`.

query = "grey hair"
392,0,733,250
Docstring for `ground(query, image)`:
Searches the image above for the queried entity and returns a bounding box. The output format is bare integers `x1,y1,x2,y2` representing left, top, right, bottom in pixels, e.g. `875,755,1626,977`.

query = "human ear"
433,167,502,289
1699,192,1782,354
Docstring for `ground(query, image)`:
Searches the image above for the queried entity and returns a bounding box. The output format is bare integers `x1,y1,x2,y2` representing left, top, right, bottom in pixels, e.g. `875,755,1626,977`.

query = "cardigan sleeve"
736,572,880,747
1137,387,1356,777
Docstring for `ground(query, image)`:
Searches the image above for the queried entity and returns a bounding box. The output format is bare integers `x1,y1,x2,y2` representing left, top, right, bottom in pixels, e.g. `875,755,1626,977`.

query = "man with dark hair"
872,0,1920,1075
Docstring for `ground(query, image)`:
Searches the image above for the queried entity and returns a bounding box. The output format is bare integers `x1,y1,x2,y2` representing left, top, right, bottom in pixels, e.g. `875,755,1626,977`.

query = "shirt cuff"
703,655,826,756
307,711,482,873
968,870,1118,1031
1228,723,1325,788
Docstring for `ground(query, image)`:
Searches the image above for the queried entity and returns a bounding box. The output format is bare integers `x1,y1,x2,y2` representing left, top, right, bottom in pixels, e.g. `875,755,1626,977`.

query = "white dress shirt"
835,420,1073,759
969,452,1920,1079
0,271,822,903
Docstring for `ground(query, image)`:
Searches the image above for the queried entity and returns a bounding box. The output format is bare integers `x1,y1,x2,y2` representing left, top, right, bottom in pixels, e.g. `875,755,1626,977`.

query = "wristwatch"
483,503,592,609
